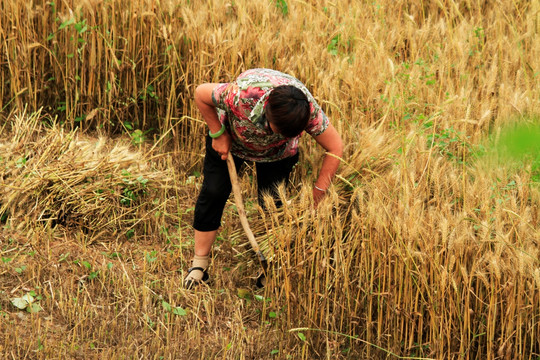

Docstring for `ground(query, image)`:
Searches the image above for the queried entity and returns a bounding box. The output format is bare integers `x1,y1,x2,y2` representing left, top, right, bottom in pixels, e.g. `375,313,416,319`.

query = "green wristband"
209,123,226,138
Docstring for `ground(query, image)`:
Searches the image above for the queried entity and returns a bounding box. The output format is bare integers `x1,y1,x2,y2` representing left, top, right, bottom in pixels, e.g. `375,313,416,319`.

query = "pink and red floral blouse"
212,68,329,162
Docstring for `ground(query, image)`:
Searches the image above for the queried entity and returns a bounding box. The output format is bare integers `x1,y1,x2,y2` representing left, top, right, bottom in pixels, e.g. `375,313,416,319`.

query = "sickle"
226,152,268,287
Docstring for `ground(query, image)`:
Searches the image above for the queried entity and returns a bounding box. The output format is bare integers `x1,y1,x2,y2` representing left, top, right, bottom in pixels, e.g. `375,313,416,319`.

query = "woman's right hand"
195,83,232,160
212,132,232,160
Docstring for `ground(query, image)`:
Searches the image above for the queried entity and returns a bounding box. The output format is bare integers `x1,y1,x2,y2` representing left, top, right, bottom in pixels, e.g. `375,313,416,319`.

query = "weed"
120,171,149,206
427,127,476,164
11,291,42,313
275,0,288,16
327,34,341,56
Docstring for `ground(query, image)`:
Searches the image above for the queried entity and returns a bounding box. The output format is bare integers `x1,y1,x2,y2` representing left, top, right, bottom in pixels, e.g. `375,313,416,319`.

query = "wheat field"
1,0,539,359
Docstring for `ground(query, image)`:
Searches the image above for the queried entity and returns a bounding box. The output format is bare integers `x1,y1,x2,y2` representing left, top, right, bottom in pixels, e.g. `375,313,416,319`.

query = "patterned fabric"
211,68,329,162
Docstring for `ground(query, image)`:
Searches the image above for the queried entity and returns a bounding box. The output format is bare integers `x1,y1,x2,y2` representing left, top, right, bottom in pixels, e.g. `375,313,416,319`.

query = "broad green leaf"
58,18,75,30
162,301,172,312
237,288,251,299
28,303,42,313
22,294,35,304
11,297,28,310
172,307,187,316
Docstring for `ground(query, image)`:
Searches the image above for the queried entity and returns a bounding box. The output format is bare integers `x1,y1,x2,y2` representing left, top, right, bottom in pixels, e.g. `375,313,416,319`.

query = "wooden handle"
226,153,263,256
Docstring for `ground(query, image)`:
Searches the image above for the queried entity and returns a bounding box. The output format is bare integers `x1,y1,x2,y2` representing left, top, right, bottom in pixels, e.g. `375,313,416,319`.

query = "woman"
185,69,343,288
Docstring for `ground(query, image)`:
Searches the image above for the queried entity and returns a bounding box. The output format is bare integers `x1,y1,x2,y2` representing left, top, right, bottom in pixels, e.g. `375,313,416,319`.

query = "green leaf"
16,157,27,168
162,301,172,312
75,20,88,34
28,303,42,313
327,34,341,55
58,17,75,30
136,176,148,185
22,294,35,304
269,311,277,318
172,306,187,316
237,288,251,299
58,253,70,262
298,332,306,341
126,229,135,239
144,313,155,329
145,251,157,263
131,129,145,145
275,0,288,16
11,297,28,310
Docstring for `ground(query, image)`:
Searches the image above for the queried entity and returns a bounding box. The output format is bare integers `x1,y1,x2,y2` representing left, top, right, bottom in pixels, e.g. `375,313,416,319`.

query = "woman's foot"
183,254,210,289
184,267,210,289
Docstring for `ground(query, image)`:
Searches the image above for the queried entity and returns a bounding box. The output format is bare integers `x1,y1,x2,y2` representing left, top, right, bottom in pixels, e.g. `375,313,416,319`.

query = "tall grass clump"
1,0,539,359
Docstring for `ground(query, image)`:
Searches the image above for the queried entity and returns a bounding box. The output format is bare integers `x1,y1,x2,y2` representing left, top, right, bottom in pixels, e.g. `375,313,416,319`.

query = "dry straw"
1,0,539,358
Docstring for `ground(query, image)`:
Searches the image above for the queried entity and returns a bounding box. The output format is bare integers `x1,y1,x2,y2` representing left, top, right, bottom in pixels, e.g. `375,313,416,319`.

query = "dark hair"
266,85,310,138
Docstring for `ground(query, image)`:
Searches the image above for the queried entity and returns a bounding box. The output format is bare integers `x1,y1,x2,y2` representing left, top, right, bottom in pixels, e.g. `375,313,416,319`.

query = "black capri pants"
193,135,299,232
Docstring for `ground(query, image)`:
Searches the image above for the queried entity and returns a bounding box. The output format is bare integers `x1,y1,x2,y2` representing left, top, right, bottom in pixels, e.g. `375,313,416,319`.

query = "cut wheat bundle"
0,109,175,238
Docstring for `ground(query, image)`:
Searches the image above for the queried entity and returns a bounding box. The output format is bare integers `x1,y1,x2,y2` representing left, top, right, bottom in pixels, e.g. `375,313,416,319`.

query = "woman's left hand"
312,123,343,207
313,186,326,207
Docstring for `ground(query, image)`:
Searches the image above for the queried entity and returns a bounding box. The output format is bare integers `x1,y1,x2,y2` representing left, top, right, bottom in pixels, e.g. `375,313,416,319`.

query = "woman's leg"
193,136,244,236
186,135,244,287
255,153,299,207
